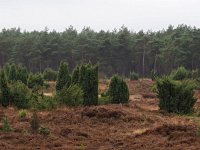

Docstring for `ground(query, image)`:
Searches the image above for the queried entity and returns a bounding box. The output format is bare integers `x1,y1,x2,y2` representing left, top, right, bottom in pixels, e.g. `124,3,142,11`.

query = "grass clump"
39,126,50,136
18,109,27,119
1,117,14,132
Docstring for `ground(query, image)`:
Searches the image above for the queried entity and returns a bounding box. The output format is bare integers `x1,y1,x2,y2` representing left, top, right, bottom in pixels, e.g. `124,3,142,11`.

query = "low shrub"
156,76,196,114
32,96,59,110
18,110,27,119
108,75,129,104
57,84,83,107
10,81,32,109
130,71,139,80
43,68,57,81
98,95,111,105
39,126,50,136
28,73,44,89
171,66,189,80
1,117,14,132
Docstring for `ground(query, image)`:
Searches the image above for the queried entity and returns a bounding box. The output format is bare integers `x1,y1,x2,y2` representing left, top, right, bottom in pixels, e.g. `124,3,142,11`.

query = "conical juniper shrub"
79,63,98,106
56,61,71,92
8,63,17,82
71,65,80,85
0,70,10,107
108,75,129,104
16,65,29,84
156,76,196,114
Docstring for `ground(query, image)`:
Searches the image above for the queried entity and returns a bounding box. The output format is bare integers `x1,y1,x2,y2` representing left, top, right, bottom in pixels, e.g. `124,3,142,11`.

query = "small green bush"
10,81,32,109
32,96,58,110
171,66,189,80
130,71,139,80
43,68,57,81
57,84,83,107
156,76,196,114
39,126,50,136
98,95,111,105
108,75,129,104
27,73,44,89
1,117,14,132
18,110,27,119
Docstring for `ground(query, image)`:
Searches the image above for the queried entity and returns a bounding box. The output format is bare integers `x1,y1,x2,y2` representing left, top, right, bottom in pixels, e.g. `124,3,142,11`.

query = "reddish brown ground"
1,79,200,150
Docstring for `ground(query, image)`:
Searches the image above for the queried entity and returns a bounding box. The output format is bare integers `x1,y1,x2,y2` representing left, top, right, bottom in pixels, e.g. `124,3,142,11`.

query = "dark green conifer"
0,70,10,107
56,61,71,92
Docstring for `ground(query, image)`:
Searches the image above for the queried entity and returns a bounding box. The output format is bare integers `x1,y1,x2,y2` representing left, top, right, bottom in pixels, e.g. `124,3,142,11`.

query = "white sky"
0,0,199,32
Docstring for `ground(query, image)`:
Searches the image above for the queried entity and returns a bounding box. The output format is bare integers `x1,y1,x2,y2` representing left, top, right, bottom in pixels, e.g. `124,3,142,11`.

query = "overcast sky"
0,0,199,32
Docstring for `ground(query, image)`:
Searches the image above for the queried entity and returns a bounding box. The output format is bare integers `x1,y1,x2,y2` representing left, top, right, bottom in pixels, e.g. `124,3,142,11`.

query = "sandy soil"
0,79,200,150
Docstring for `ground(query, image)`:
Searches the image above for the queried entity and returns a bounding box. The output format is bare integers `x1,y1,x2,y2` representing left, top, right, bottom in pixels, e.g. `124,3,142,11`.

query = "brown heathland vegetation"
0,79,200,149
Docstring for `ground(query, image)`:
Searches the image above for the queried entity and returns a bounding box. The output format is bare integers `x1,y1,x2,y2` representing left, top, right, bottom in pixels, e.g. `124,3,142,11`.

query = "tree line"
0,24,200,77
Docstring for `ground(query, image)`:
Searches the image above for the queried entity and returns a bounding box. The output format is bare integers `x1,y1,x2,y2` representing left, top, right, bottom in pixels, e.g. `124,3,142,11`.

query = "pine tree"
56,61,71,92
0,70,10,107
